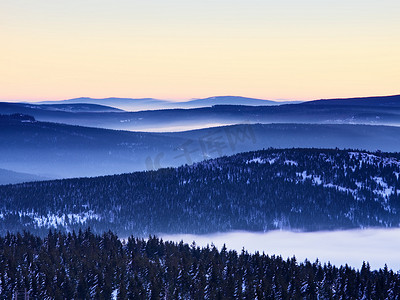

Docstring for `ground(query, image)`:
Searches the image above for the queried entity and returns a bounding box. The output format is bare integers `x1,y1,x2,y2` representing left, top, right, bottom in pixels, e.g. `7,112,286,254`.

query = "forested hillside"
0,229,398,299
0,148,399,235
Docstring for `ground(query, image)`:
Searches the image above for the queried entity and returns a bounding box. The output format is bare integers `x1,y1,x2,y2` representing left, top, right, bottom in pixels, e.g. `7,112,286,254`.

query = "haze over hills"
0,114,189,179
38,97,171,111
1,94,400,132
0,102,122,114
1,93,400,183
37,96,295,111
35,94,400,111
0,168,48,185
172,96,299,108
2,114,400,182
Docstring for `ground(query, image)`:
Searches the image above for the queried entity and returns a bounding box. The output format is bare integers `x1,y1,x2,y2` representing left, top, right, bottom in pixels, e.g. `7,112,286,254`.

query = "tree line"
0,229,398,299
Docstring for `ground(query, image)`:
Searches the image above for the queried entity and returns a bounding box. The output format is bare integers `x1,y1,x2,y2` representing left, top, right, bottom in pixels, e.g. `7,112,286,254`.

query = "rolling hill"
2,114,400,181
0,148,399,235
0,102,122,113
39,97,171,111
38,96,292,111
1,95,400,132
0,168,47,185
304,94,400,107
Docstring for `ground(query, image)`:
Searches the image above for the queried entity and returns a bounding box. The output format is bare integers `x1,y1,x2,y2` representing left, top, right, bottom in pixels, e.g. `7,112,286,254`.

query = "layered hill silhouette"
38,95,293,110
2,114,400,181
1,95,399,131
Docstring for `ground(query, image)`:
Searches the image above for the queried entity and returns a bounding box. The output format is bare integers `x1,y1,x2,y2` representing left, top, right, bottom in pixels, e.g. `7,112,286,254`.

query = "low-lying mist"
161,228,400,271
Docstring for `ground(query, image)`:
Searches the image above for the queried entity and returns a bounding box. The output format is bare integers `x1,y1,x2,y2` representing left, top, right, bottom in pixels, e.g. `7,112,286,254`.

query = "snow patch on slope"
14,210,101,228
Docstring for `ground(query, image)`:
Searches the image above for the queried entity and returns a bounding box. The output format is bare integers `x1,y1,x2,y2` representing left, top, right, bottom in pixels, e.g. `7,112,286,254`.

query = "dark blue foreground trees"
0,229,398,299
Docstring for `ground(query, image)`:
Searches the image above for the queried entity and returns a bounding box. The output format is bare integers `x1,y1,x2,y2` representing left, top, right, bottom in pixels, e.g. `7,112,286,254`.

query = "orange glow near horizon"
1,0,399,102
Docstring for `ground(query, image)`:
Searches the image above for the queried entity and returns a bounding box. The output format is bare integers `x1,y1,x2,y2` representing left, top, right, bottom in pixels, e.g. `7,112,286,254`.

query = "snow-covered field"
161,229,400,271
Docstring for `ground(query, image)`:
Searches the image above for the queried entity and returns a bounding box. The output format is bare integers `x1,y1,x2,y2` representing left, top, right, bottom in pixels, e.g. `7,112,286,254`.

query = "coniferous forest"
0,229,399,299
1,146,400,298
2,117,400,298
2,0,400,296
0,148,399,236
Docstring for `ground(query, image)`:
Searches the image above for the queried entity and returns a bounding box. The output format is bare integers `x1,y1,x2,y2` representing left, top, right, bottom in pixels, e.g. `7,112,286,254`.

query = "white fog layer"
161,229,400,271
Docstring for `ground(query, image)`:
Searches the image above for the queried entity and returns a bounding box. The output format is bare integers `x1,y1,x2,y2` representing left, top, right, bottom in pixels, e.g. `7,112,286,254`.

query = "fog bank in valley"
162,229,400,271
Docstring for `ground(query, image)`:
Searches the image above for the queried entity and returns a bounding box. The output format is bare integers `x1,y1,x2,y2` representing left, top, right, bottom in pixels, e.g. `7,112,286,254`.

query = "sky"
1,0,399,102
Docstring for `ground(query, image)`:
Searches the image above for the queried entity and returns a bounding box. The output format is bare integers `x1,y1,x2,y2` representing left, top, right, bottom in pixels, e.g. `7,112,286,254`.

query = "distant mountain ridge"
0,101,122,113
178,96,298,107
304,94,400,107
2,94,400,132
37,96,297,111
34,94,400,111
43,97,168,111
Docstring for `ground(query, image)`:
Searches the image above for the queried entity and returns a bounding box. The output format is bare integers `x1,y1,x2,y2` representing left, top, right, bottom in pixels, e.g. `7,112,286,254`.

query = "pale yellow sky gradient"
1,0,399,101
